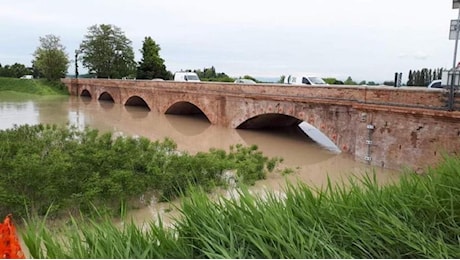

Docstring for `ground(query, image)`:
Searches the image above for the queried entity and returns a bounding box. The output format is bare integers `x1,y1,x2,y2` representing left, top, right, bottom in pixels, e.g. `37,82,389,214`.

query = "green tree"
203,66,216,78
367,81,377,86
32,35,69,81
323,77,346,84
192,66,233,82
278,75,285,83
344,76,357,85
80,24,136,79
0,65,11,77
10,63,30,78
0,63,31,78
137,36,169,79
407,70,413,86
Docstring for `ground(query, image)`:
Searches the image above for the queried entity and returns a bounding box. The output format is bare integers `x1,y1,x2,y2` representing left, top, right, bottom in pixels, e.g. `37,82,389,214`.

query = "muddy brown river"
0,93,401,225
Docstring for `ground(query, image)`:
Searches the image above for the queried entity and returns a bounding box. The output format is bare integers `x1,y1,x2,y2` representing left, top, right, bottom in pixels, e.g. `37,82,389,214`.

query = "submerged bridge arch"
99,91,115,102
80,89,91,97
229,100,355,152
123,95,151,110
161,98,217,124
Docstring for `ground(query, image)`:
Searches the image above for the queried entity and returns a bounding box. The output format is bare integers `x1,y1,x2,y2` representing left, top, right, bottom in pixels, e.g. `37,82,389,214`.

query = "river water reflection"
0,93,401,224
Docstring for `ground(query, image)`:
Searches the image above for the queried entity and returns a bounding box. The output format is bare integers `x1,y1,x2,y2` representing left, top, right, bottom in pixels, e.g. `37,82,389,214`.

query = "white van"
174,72,201,82
284,74,328,86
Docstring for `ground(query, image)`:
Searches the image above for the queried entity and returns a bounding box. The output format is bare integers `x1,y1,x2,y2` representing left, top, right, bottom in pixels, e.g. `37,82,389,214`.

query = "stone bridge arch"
89,86,121,103
99,91,115,102
237,113,302,129
229,101,356,153
161,99,216,124
80,89,91,97
124,95,151,110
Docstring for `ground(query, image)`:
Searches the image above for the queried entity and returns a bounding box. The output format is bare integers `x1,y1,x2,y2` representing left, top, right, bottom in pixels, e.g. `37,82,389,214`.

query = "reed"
21,155,460,258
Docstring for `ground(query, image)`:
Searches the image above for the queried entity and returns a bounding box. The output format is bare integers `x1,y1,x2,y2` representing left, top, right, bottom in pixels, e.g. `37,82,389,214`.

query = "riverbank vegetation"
0,77,68,95
0,124,280,220
21,154,460,258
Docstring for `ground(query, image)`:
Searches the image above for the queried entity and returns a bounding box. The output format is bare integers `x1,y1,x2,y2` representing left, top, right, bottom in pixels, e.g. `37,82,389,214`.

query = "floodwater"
0,93,401,225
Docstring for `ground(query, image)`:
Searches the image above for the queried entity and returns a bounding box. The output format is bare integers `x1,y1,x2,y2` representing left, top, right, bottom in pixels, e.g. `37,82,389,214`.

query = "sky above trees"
0,0,457,82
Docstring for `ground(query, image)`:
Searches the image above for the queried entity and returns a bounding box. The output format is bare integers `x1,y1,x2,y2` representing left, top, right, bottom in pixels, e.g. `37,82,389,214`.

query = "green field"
0,77,69,95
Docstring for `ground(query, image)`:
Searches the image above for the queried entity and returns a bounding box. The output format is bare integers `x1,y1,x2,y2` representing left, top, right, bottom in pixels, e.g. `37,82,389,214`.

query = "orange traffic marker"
0,214,25,259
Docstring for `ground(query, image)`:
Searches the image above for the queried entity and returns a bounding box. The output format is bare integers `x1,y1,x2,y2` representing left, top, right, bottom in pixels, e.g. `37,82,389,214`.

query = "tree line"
2,24,263,83
0,24,172,82
407,68,443,86
0,63,32,78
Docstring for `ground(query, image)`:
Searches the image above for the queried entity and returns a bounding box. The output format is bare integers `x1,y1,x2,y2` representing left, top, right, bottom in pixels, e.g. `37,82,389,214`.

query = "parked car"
20,75,33,79
234,79,256,84
427,79,442,88
284,74,328,86
174,72,200,82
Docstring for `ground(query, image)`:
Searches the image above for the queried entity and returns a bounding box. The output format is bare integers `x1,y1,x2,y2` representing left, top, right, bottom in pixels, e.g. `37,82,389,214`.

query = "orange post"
0,214,25,259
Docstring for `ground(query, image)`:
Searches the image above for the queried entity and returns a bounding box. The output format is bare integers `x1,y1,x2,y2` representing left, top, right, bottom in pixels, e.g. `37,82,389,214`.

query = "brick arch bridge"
62,78,460,171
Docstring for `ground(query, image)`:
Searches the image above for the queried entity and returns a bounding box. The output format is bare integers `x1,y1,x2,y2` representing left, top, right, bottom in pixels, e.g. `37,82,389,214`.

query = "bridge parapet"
62,78,448,110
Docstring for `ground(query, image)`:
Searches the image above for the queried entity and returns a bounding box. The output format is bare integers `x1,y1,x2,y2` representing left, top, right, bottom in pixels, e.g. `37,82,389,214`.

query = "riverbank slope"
0,77,68,95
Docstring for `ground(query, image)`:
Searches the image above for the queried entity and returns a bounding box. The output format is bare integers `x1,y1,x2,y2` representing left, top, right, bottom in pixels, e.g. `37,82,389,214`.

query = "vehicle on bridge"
20,75,33,79
174,72,201,82
427,79,442,88
284,74,328,86
234,78,256,84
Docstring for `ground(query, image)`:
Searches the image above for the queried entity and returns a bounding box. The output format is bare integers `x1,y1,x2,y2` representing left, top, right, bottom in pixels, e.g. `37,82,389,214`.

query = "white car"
427,79,442,88
234,79,256,84
20,75,33,79
174,72,200,82
284,74,328,86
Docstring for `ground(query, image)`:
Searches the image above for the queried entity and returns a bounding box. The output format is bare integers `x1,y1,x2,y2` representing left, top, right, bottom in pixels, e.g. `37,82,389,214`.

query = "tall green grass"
0,77,68,95
21,156,460,258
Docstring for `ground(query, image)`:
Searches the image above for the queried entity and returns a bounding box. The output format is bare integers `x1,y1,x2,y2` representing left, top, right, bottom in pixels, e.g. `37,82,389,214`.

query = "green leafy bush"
0,124,279,219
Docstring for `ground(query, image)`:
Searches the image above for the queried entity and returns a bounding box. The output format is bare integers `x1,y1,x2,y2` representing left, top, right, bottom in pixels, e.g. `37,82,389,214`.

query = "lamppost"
74,49,81,79
114,49,123,79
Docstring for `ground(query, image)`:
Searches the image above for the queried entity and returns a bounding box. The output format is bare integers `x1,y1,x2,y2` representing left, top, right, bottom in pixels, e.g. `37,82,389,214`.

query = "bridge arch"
80,89,91,97
235,112,340,151
99,92,115,102
164,101,211,123
237,113,302,129
124,95,150,110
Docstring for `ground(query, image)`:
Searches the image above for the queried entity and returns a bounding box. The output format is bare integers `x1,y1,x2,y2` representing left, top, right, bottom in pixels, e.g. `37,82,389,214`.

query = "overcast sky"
0,0,458,82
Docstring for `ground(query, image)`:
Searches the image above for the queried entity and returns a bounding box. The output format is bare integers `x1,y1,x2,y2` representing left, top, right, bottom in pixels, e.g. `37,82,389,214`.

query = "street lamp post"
114,49,123,79
75,49,81,79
